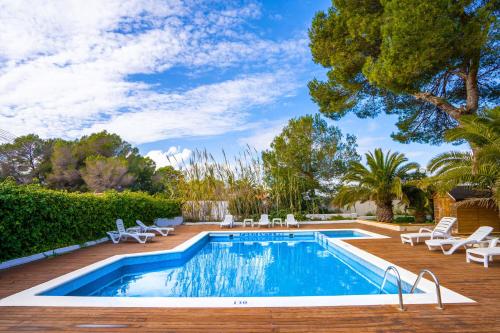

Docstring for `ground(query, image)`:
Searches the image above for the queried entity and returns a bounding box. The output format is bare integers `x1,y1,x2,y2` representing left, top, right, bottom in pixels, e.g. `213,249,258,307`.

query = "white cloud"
237,119,288,150
0,0,307,143
84,72,297,144
146,146,192,169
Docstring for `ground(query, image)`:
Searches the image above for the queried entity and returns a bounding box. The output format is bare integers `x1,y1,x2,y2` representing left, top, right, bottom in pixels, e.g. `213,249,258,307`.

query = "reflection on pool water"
42,231,418,298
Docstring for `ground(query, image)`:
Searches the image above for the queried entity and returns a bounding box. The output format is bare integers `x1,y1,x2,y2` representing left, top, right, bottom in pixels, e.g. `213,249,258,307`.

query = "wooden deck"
0,223,499,332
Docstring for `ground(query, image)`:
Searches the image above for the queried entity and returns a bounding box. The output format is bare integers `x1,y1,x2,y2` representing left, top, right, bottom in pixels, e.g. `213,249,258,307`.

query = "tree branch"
412,92,462,119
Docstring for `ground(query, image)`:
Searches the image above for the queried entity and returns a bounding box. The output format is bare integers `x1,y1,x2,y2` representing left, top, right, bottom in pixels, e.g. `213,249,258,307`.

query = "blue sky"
0,0,462,168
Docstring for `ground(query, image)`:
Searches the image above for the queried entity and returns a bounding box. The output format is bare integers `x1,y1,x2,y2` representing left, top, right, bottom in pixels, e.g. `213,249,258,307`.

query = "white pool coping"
0,229,474,308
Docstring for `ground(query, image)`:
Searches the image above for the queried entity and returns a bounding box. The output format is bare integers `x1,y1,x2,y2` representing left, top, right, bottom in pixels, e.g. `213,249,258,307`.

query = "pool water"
42,231,415,298
319,230,368,238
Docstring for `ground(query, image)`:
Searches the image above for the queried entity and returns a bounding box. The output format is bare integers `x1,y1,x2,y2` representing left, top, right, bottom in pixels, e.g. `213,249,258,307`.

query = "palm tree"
334,149,419,222
403,185,432,223
426,107,499,208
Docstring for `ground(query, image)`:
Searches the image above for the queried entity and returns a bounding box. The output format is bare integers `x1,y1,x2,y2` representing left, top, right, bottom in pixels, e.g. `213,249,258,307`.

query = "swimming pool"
0,229,473,307
42,230,402,297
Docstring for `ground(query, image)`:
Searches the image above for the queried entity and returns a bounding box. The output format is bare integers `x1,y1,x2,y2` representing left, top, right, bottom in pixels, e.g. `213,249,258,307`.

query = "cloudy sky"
0,0,461,168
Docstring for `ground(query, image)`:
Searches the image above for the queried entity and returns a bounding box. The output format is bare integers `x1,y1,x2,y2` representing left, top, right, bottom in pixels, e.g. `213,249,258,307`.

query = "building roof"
448,186,491,201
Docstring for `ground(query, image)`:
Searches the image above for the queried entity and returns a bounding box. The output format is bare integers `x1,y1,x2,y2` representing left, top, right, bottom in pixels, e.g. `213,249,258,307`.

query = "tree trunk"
376,202,393,222
414,210,426,223
413,54,480,120
465,54,480,114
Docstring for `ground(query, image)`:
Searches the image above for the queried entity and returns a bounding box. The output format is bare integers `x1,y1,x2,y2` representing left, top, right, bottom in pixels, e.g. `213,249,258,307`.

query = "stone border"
356,219,432,232
0,238,109,270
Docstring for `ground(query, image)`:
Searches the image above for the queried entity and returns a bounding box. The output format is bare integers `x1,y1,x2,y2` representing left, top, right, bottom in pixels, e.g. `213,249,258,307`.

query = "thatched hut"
434,186,499,234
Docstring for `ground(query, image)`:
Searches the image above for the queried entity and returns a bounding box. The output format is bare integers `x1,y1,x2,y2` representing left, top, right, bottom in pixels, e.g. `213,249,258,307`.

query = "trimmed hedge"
393,215,416,223
0,181,181,262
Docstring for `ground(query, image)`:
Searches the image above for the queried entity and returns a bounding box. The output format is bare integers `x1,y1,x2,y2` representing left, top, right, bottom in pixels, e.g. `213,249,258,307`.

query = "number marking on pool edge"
233,300,248,305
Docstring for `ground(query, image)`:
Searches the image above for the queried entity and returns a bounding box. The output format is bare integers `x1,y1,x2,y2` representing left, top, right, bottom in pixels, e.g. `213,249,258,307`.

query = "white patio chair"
400,217,457,246
220,215,234,228
425,226,493,255
466,238,500,268
136,220,174,237
258,214,270,228
286,214,299,228
107,219,155,244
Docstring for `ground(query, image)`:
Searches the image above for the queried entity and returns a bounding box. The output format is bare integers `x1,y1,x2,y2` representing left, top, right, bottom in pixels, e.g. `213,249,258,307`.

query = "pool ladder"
316,232,330,247
379,266,443,311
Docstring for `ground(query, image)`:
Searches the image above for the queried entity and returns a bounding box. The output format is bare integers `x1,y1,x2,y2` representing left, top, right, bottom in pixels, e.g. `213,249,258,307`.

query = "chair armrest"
488,237,499,247
419,227,433,233
126,226,141,233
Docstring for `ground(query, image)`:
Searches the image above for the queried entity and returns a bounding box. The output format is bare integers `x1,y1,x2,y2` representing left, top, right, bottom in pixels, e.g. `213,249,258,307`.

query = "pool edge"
0,229,475,308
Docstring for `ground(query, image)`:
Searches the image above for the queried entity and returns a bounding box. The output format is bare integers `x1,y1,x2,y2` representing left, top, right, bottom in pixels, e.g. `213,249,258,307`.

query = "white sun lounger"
107,219,155,244
258,214,270,227
135,220,174,236
466,238,500,267
220,214,234,228
286,214,299,228
425,226,493,255
400,217,457,246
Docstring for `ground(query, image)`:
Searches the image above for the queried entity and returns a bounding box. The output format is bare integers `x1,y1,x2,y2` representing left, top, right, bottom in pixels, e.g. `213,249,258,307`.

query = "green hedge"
0,181,181,262
393,215,416,223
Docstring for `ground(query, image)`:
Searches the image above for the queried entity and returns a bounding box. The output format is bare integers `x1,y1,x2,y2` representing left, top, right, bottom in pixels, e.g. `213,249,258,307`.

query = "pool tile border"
0,229,474,308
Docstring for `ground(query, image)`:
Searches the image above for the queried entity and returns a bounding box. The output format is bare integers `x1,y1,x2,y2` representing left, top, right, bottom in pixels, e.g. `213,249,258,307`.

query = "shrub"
393,215,416,223
0,181,181,262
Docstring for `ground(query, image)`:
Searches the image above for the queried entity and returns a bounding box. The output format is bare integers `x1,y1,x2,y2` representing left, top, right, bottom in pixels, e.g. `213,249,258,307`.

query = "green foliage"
0,180,181,262
393,215,416,223
151,166,185,198
81,156,135,192
127,155,156,193
42,131,157,193
426,107,500,207
309,0,499,144
181,148,268,221
0,135,53,184
262,114,359,213
47,139,82,190
403,171,433,223
334,149,419,222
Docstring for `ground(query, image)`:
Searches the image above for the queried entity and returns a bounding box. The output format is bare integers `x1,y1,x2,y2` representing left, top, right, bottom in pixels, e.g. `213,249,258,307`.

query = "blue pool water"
320,230,368,238
42,231,417,297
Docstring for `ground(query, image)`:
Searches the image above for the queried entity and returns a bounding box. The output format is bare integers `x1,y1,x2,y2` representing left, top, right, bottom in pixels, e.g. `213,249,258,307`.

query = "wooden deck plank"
0,223,499,332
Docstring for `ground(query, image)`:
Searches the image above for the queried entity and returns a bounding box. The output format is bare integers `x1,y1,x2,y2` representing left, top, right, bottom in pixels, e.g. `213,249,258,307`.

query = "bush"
0,181,181,262
393,215,416,223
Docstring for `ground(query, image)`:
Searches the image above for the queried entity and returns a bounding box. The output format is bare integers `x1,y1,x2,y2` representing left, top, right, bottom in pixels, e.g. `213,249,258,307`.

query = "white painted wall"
330,200,407,216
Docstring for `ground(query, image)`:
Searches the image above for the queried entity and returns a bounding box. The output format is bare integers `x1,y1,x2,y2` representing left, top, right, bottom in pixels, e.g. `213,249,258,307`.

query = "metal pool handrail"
410,269,443,310
379,265,405,311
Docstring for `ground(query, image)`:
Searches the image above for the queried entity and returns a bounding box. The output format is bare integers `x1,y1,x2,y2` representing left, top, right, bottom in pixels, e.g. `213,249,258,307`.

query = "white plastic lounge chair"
466,238,499,268
400,217,457,246
136,220,174,236
425,226,493,255
220,214,234,228
107,219,155,244
258,214,270,228
286,214,299,228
